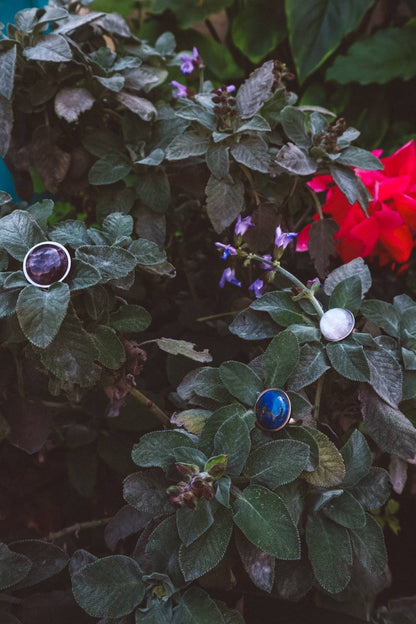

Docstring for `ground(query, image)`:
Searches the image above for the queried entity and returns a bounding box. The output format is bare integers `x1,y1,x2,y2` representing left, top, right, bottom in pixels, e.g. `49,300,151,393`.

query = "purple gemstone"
24,243,69,287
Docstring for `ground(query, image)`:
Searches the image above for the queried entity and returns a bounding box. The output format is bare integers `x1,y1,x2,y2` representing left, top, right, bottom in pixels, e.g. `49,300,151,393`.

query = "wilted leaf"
156,338,212,362
54,88,95,123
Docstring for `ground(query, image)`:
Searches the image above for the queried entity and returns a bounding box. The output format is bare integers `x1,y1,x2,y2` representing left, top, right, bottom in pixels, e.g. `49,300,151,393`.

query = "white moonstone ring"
319,308,355,342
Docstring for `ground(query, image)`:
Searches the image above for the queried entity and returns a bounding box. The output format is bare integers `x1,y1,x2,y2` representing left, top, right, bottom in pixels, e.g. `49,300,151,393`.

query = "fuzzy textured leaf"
16,283,70,349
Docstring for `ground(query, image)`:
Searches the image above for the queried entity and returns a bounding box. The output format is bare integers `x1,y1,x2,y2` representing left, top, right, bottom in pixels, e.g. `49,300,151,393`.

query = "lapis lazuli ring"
319,307,355,342
23,242,71,288
254,388,292,432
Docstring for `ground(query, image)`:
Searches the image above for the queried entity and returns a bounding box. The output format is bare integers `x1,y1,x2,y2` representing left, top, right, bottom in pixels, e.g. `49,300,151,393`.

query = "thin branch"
46,517,111,542
120,381,172,428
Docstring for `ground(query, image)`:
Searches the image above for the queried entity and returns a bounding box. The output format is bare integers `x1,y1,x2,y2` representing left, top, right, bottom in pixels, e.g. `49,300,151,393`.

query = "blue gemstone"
25,243,69,287
255,389,291,431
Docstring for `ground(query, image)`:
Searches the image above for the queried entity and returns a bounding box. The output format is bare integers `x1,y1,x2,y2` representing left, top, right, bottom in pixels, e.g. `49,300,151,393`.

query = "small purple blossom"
171,80,188,98
249,279,265,298
234,214,255,237
260,254,272,269
215,242,237,260
226,85,236,93
219,268,241,289
180,47,202,74
274,225,298,249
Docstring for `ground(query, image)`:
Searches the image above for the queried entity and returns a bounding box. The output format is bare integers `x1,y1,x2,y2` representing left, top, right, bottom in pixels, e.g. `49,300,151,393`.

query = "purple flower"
171,80,188,98
180,47,202,74
260,254,272,269
249,279,265,298
219,268,241,289
234,214,255,237
226,85,236,93
274,225,298,249
215,242,237,260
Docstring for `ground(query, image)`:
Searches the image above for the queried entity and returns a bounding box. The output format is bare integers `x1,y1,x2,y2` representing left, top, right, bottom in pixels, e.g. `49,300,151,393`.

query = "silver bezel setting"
23,241,71,289
319,307,355,342
254,388,292,432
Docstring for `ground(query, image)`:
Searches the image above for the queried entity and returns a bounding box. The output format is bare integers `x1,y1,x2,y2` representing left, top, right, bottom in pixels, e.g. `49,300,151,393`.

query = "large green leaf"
326,341,370,382
9,540,68,589
351,467,391,510
364,345,402,408
0,210,44,260
305,513,351,593
123,470,173,515
0,543,31,591
219,361,263,405
231,137,270,173
233,485,300,559
109,304,151,333
287,343,330,391
244,440,310,489
328,275,362,313
166,131,210,160
16,283,70,349
236,60,275,119
174,587,225,624
324,258,371,296
176,499,215,547
301,427,345,487
75,245,137,282
327,25,416,84
322,491,366,529
198,404,248,457
340,429,372,487
205,175,245,233
23,34,72,63
262,329,300,388
213,414,251,475
286,0,375,82
132,430,195,470
92,326,126,369
361,300,400,338
0,44,17,100
71,555,145,618
251,291,309,327
231,0,285,63
179,506,233,581
348,513,387,575
89,157,132,185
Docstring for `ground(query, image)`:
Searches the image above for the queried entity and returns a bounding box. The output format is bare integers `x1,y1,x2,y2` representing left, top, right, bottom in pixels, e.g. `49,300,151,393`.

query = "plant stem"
120,381,172,428
307,185,324,220
197,311,240,322
313,374,325,421
47,517,111,541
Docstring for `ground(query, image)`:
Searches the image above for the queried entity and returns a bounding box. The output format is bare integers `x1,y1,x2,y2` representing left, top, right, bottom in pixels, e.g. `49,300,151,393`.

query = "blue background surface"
0,0,46,200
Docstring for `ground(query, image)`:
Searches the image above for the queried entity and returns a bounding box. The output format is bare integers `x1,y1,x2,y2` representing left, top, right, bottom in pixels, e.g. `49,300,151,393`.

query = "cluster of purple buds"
171,80,195,99
211,85,237,122
167,460,226,510
180,47,204,75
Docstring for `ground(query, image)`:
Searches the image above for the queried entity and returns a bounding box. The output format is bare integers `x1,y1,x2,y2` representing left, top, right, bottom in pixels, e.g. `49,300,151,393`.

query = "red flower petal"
379,224,413,263
382,140,416,178
394,194,416,229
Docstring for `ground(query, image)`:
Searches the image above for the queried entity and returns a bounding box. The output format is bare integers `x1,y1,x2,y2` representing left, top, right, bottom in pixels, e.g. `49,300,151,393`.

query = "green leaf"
329,275,362,313
287,343,330,391
215,476,231,508
244,440,310,489
117,92,157,121
337,146,383,170
305,514,351,593
136,169,171,214
0,210,44,260
123,470,172,515
92,326,125,369
340,429,372,487
9,540,68,589
40,313,101,387
0,44,17,100
251,291,309,327
301,427,346,487
307,219,339,278
89,157,131,185
23,34,72,62
364,345,402,408
156,338,212,363
236,60,275,119
229,308,278,341
219,361,263,405
179,507,233,581
76,245,137,282
0,289,20,318
213,414,251,475
233,485,300,559
351,467,391,510
177,499,215,547
231,137,270,173
193,368,234,404
206,143,230,180
324,258,372,296
260,87,289,124
231,0,285,63
326,25,416,85
0,543,31,591
71,555,145,618
322,491,366,528
275,143,317,175
109,305,151,333
361,300,400,338
102,212,133,243
50,220,90,249
0,94,12,157
174,587,225,624
280,106,310,149
27,199,54,231
68,259,101,291
262,329,300,388
330,164,370,211
128,239,166,266
132,431,195,470
360,386,416,462
198,404,248,457
16,283,70,349
286,0,375,82
166,131,210,160
326,341,370,382
205,175,244,233
348,513,387,575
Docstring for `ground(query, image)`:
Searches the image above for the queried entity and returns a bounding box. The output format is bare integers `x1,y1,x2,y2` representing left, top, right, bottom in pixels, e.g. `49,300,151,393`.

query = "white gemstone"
320,308,355,342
